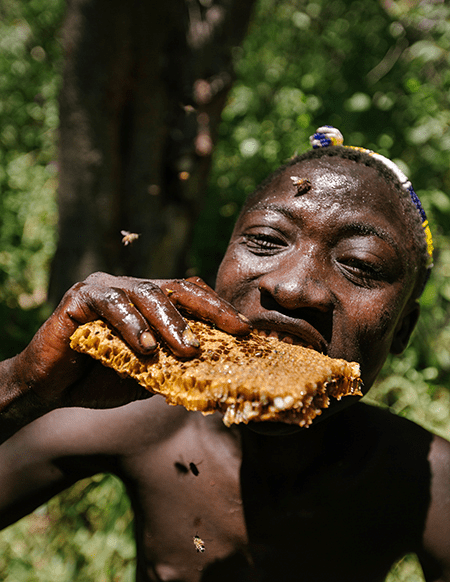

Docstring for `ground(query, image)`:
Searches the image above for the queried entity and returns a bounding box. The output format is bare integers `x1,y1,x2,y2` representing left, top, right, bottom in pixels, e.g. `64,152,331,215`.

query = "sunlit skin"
217,157,420,392
1,156,450,581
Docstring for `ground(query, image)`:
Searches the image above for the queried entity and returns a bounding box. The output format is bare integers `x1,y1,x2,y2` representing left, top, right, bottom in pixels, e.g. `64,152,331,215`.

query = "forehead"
237,156,415,266
248,156,403,218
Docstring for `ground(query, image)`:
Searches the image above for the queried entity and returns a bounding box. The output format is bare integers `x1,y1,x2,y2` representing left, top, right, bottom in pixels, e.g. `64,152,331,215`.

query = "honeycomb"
70,319,362,427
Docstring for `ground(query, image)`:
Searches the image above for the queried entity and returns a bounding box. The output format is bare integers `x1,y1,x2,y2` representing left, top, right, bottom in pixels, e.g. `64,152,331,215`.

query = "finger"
65,283,159,354
66,278,204,358
155,279,251,334
84,274,248,333
125,281,204,357
185,275,215,292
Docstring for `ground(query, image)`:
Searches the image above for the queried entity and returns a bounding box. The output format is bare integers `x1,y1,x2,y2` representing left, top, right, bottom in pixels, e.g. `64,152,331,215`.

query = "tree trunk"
49,0,256,305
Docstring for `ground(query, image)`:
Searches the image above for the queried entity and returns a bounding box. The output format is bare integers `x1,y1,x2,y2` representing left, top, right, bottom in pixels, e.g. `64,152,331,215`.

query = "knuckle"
186,275,205,285
65,281,86,295
134,280,160,296
103,286,128,303
59,281,88,308
172,278,187,287
84,271,107,284
177,278,201,292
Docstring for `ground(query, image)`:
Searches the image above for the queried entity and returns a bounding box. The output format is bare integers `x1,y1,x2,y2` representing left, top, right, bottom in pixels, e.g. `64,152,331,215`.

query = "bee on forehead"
121,230,141,246
193,533,205,553
290,176,311,196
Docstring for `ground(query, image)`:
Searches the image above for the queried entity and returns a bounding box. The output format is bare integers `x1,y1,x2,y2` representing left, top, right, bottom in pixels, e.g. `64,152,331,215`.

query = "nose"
257,251,333,313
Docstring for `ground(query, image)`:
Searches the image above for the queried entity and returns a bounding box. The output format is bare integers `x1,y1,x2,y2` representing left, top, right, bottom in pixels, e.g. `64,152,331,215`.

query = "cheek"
215,246,256,308
215,248,241,302
339,287,402,340
334,294,403,386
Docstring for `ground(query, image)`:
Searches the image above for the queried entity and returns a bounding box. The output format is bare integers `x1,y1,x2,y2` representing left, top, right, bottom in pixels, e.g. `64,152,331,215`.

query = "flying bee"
121,230,141,246
193,533,205,553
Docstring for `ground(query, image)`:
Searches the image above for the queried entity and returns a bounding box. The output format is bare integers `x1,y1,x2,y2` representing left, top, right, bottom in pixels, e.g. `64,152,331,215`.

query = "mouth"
250,318,328,354
255,329,308,346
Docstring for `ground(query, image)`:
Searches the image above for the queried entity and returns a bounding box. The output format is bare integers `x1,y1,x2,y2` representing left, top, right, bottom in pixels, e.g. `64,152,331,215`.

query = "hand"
7,273,251,411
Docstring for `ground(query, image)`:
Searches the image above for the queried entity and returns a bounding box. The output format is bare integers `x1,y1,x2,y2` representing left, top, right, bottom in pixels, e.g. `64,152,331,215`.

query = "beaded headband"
310,125,434,269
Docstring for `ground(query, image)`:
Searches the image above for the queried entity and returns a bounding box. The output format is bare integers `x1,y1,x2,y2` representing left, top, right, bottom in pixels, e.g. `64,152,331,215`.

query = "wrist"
0,355,28,412
0,354,53,443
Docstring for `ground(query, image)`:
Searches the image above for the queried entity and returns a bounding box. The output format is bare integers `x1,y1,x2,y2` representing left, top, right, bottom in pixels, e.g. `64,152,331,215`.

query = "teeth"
256,329,303,346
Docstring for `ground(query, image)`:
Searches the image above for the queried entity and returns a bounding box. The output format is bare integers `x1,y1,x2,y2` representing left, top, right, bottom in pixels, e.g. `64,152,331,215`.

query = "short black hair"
241,146,429,299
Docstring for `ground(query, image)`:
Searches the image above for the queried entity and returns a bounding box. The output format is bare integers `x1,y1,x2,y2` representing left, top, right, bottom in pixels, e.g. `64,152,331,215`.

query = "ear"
390,301,420,355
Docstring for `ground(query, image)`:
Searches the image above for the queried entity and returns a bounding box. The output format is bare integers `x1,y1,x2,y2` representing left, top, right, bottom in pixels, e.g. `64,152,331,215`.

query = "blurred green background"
0,0,449,579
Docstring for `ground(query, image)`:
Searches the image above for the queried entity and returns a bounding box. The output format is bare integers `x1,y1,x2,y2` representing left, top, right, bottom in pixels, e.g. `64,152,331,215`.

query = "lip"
248,314,328,354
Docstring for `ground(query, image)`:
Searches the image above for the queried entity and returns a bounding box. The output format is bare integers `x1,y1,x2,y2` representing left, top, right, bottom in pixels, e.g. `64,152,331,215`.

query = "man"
0,127,448,582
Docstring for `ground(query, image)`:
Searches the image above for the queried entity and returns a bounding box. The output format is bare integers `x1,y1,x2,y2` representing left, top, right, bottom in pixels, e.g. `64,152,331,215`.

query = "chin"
244,396,362,436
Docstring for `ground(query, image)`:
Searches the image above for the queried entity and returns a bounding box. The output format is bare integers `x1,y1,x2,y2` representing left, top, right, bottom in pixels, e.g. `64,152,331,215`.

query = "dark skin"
1,156,450,581
0,275,250,440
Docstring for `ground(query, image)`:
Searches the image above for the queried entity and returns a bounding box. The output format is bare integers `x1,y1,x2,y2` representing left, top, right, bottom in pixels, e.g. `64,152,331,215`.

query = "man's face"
215,157,419,392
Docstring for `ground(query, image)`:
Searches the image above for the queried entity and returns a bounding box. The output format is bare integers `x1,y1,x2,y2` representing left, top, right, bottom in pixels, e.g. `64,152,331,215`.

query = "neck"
240,419,330,476
239,402,363,477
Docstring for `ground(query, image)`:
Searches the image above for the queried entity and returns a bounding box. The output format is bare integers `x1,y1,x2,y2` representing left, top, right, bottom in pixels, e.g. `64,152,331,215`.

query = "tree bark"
49,0,256,305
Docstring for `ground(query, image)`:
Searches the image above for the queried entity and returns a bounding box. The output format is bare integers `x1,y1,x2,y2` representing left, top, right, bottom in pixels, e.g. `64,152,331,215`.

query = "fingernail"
140,331,157,350
238,313,251,324
182,326,200,348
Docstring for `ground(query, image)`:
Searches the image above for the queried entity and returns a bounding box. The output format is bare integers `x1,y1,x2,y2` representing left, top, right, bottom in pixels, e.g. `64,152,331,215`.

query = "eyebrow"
338,223,399,252
245,203,400,251
247,202,298,222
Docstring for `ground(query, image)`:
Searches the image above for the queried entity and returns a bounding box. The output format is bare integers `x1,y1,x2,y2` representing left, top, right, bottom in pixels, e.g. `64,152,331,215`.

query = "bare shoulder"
428,432,450,467
361,407,450,582
419,432,450,580
334,401,434,452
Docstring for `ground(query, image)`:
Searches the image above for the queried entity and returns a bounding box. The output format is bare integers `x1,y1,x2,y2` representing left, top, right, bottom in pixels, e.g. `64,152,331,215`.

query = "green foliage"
385,553,426,582
0,0,63,354
0,474,135,581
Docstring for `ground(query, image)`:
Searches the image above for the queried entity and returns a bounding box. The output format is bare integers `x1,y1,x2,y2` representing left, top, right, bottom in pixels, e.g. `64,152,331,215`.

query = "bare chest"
120,419,249,581
115,410,428,582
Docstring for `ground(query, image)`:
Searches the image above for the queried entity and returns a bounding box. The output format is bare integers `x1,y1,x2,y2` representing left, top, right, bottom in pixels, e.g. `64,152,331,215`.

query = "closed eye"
243,233,287,254
339,258,389,287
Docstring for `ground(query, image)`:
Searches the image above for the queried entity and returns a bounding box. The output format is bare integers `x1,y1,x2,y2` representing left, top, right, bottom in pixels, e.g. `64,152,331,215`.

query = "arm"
0,407,112,529
0,398,171,530
0,273,250,442
419,435,450,582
